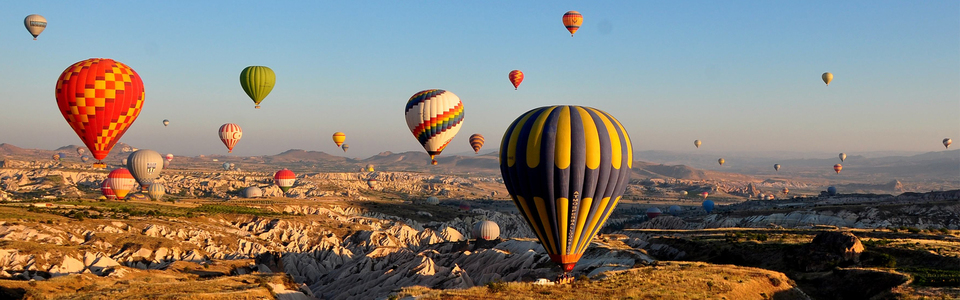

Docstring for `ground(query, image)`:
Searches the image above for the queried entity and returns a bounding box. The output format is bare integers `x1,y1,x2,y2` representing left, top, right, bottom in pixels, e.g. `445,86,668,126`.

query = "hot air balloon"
404,89,464,165
366,164,375,172
332,132,346,147
774,164,781,171
700,192,709,199
827,186,837,196
839,153,846,162
694,140,701,148
121,158,128,165
24,15,46,40
81,156,91,163
366,177,378,189
219,123,242,153
162,119,170,127
77,148,86,157
240,66,275,109
822,72,833,86
223,162,231,171
100,180,116,200
718,158,725,166
147,184,165,201
562,11,583,37
759,193,766,200
500,105,632,273
274,169,295,193
127,149,164,190
680,191,688,197
645,207,662,219
106,168,136,200
668,205,682,216
459,201,471,211
765,194,775,200
341,144,349,152
944,138,952,149
781,187,789,195
52,154,60,161
426,196,440,205
508,70,524,90
243,186,263,198
469,134,485,154
833,164,842,174
473,221,500,240
162,160,170,169
56,58,145,168
165,154,173,162
702,200,715,213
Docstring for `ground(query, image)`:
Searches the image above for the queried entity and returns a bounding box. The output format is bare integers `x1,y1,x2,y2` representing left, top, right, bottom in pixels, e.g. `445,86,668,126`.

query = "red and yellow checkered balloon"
55,58,145,162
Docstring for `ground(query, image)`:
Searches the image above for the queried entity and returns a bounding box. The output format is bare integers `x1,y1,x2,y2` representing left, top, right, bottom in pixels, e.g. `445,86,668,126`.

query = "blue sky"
1,1,957,159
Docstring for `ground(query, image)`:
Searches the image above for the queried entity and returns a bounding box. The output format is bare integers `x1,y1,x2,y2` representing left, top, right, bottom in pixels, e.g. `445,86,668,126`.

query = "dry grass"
396,262,806,300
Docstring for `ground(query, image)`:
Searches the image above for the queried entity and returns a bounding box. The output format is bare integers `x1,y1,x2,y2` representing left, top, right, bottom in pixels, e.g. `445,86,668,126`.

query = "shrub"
485,280,507,293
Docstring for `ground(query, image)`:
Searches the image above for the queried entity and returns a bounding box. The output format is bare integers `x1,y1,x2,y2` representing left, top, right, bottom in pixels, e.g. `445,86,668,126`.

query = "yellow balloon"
822,72,833,86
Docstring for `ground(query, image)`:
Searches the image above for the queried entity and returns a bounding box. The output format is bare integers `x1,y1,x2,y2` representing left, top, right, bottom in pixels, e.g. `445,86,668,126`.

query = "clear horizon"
1,1,957,158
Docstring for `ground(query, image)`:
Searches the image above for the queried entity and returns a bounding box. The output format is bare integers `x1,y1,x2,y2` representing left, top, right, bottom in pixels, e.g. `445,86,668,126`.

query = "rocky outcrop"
790,231,865,272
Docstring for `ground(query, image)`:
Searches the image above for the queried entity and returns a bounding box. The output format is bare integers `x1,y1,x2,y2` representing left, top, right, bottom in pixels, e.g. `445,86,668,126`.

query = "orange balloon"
562,11,583,37
55,58,145,163
833,164,842,174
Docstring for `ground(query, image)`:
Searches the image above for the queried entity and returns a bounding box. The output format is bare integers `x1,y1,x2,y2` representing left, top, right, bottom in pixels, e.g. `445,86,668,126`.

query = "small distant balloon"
219,123,242,153
165,154,173,162
827,186,837,196
223,162,231,171
774,164,781,171
162,119,170,127
700,192,709,199
645,207,662,219
81,156,91,163
274,169,295,194
702,200,715,213
668,205,681,216
508,70,524,90
24,14,47,40
77,148,86,156
839,153,846,162
240,66,276,109
680,191,688,196
341,144,349,152
944,138,952,149
833,164,842,174
822,72,833,86
469,134,485,154
562,11,583,37
332,132,346,147
694,140,701,148
781,187,789,195
718,158,725,166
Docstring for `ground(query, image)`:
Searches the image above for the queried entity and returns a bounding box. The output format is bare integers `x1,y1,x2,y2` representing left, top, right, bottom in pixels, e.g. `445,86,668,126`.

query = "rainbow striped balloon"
500,105,632,273
404,89,464,164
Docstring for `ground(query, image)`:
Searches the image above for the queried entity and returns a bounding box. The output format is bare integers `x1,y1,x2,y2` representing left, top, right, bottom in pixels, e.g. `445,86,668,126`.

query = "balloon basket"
92,163,106,169
255,105,261,109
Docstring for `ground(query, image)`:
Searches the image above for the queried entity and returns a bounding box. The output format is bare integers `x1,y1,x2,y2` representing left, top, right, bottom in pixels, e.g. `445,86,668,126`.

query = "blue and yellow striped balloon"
499,105,632,273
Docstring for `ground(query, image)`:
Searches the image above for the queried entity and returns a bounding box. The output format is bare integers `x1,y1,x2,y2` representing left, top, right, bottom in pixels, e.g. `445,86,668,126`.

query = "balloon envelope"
473,220,501,240
165,154,173,162
162,119,170,127
219,123,242,153
562,11,583,36
106,168,136,200
274,169,295,193
499,105,632,273
694,140,701,148
332,132,346,147
341,144,349,152
426,196,439,205
240,66,276,109
718,158,725,166
668,205,681,216
822,72,833,85
243,186,263,198
126,149,164,189
508,70,524,90
100,180,116,200
404,89,464,164
774,164,781,171
24,14,46,40
645,207,662,219
469,134,485,154
147,184,165,201
839,153,846,162
56,58,145,163
944,138,952,149
834,164,842,174
827,186,837,196
702,200,715,213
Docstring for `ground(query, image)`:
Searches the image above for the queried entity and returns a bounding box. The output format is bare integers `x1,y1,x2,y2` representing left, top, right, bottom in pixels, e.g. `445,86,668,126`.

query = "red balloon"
55,58,145,164
508,70,524,90
834,164,842,174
